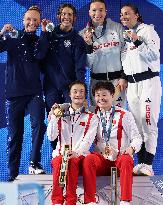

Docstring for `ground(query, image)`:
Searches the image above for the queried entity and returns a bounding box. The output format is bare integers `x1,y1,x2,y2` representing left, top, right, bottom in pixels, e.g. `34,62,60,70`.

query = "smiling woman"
70,82,87,110
57,4,76,32
0,5,46,181
79,0,127,108
34,3,87,151
47,80,99,205
0,0,163,186
120,4,143,29
120,3,162,177
23,6,41,32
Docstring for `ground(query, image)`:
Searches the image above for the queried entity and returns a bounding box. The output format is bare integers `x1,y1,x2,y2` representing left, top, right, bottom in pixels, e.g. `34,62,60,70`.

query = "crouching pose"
47,80,99,205
83,81,142,205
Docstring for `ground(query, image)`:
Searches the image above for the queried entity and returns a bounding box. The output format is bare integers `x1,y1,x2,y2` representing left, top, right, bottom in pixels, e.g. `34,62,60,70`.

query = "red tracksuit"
83,153,134,203
51,155,85,205
82,106,142,203
47,106,99,205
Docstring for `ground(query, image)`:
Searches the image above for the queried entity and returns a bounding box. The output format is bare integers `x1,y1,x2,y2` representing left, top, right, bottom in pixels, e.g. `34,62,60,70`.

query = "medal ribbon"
100,106,115,144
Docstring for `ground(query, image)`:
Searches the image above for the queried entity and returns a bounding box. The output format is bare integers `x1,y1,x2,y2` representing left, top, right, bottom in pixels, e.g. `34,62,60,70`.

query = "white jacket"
121,23,160,75
47,106,99,158
80,18,124,73
93,106,142,160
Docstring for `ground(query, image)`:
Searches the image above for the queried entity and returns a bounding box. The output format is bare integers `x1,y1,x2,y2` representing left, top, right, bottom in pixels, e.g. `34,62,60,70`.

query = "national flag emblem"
112,120,116,125
79,122,85,126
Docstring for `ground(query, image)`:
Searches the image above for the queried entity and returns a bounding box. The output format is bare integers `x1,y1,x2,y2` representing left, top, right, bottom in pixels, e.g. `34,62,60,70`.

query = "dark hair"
92,81,115,96
121,3,143,23
89,0,107,10
69,80,87,94
27,5,41,14
57,3,77,16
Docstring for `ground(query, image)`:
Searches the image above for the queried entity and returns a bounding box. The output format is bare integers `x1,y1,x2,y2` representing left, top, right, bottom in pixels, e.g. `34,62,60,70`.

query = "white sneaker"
139,164,154,176
29,162,46,174
87,203,96,205
120,201,130,205
133,163,144,175
53,204,62,205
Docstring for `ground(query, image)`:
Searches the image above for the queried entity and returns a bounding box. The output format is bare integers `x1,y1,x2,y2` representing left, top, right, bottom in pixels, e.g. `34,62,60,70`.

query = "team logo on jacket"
112,119,116,126
146,104,151,125
79,121,86,126
115,103,121,107
64,40,71,47
145,98,151,103
116,97,123,102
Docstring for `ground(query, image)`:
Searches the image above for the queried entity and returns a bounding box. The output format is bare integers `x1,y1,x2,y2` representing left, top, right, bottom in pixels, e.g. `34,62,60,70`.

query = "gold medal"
86,26,95,33
52,106,63,118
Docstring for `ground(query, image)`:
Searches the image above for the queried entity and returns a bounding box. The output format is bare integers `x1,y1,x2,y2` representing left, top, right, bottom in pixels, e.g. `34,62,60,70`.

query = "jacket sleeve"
0,35,10,52
34,31,50,59
47,115,59,141
79,27,95,68
123,111,142,153
135,25,160,63
74,35,87,82
79,28,93,54
76,114,99,156
117,24,127,80
94,125,106,154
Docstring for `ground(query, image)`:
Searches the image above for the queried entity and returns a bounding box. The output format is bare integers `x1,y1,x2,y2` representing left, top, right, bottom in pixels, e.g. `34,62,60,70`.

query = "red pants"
51,155,84,205
82,152,134,203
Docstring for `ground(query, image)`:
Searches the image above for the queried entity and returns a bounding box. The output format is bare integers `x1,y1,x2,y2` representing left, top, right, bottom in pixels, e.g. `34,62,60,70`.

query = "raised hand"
0,24,14,35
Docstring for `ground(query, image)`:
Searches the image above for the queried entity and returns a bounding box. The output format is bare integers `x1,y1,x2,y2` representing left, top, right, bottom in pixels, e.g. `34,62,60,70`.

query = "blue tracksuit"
34,26,87,112
0,30,46,177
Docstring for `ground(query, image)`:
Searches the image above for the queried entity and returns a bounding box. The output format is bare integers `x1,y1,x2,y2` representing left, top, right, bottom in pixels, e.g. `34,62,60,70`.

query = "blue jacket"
34,26,86,92
0,30,42,98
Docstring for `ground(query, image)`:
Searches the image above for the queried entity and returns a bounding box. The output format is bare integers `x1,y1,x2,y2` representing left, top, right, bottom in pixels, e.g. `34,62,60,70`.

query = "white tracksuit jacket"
80,18,126,107
47,106,99,158
80,18,124,74
121,23,162,155
122,23,160,74
92,106,142,160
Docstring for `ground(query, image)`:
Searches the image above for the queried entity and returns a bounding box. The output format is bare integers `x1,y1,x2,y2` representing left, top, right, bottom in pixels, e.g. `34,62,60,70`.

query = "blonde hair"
26,5,41,15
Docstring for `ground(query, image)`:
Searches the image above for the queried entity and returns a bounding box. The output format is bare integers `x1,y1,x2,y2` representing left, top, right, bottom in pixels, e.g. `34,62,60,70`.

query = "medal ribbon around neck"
63,106,85,117
93,19,107,39
100,105,115,143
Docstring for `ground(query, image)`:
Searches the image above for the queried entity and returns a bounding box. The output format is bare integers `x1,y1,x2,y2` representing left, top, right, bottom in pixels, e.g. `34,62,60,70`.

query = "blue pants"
45,88,71,113
45,88,71,150
6,94,46,177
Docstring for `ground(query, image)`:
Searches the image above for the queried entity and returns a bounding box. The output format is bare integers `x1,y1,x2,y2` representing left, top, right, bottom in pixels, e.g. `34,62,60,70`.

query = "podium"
0,175,163,204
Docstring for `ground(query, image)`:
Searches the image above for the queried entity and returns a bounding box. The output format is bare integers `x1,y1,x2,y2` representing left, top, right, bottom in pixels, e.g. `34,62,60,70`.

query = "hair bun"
28,5,41,14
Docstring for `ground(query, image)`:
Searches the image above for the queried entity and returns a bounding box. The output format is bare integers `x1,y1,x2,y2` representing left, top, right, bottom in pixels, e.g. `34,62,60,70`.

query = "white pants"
127,76,162,155
90,78,126,108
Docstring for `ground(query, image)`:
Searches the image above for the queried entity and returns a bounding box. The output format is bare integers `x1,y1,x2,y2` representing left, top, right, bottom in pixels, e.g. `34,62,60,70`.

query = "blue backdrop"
0,0,163,181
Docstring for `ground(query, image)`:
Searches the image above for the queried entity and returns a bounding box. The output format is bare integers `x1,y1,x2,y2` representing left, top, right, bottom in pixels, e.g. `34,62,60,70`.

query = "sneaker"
133,163,144,175
139,164,154,176
52,203,63,205
7,176,17,182
29,162,46,174
120,201,130,205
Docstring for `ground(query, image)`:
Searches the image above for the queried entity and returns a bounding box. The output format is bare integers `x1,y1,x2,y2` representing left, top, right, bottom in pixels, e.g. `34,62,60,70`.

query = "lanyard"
69,106,85,150
100,106,115,144
87,19,107,40
63,106,85,118
93,19,107,40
